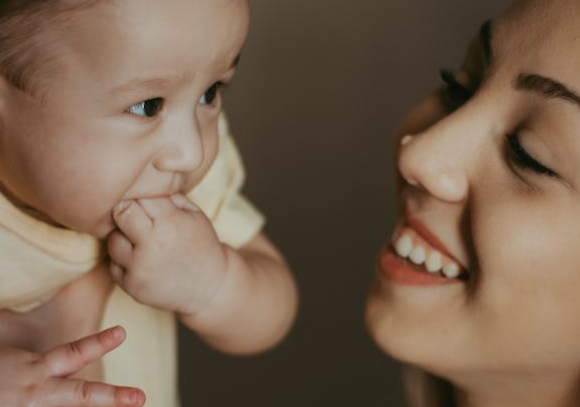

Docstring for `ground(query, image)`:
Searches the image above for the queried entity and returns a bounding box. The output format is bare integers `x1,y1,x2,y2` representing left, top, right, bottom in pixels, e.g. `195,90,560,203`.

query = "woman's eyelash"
438,68,557,180
507,133,558,177
440,69,472,109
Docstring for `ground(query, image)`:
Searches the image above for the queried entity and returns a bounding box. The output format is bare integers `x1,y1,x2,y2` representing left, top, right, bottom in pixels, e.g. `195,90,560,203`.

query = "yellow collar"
0,192,104,312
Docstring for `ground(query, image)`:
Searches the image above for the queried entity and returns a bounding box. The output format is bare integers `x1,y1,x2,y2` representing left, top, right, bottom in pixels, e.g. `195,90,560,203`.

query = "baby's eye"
440,69,473,111
199,82,224,106
127,98,164,118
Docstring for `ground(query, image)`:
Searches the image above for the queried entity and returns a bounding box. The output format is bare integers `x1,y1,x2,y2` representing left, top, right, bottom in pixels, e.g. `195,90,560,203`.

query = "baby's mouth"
391,223,469,281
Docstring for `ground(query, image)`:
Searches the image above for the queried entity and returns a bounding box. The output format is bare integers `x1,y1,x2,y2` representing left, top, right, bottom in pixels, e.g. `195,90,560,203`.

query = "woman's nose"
397,131,470,203
153,119,204,173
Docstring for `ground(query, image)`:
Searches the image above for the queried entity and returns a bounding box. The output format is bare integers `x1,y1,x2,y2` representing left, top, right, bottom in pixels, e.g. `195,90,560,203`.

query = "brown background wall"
179,1,507,406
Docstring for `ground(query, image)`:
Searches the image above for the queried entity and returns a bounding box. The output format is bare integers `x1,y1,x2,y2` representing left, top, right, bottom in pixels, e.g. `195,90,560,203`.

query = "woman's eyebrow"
516,74,580,110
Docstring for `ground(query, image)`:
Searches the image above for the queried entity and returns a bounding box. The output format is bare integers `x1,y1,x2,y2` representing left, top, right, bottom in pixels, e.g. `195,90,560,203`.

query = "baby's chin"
59,211,117,239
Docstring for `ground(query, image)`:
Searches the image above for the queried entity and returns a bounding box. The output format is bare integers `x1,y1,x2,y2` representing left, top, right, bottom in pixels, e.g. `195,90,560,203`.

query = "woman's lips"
405,215,460,262
378,215,468,286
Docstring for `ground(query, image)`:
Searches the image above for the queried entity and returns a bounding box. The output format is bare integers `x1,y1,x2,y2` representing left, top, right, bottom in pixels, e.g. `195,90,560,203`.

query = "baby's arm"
0,326,145,407
180,232,297,355
108,194,297,355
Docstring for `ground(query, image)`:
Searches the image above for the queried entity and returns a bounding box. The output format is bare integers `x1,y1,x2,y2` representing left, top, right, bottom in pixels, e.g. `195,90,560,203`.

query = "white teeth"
409,246,426,265
393,231,464,279
425,251,443,273
395,234,413,258
443,263,460,278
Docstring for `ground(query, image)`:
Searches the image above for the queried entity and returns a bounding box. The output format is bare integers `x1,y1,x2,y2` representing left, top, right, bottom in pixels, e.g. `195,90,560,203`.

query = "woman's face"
366,0,580,386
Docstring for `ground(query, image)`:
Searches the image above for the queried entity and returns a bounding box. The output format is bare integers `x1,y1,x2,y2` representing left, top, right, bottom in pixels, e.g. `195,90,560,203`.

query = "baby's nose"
154,127,204,173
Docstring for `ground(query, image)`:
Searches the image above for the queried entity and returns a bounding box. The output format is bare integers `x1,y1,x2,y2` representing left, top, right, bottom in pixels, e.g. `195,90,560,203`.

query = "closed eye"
506,133,557,177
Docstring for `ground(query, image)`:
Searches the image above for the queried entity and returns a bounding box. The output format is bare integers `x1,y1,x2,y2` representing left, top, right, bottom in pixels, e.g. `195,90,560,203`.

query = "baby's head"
0,0,248,238
366,0,580,401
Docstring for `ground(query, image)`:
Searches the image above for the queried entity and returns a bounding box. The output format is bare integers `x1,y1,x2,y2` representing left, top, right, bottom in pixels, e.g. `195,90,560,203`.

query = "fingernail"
171,194,200,212
123,389,145,406
114,201,131,216
184,200,200,212
110,326,124,340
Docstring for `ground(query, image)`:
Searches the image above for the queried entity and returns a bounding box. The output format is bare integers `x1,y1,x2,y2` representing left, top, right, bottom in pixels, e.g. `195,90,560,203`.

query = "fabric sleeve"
188,114,265,249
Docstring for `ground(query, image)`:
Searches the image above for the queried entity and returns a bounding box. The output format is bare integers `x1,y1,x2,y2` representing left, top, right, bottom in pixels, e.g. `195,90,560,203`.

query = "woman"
365,0,580,406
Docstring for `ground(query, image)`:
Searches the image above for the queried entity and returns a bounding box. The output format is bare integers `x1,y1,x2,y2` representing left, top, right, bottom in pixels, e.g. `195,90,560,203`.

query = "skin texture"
365,0,580,406
0,326,145,407
0,0,298,404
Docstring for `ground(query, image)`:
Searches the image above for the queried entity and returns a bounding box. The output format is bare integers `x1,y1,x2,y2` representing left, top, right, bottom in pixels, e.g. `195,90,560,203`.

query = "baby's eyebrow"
515,74,580,111
108,73,191,96
108,54,242,97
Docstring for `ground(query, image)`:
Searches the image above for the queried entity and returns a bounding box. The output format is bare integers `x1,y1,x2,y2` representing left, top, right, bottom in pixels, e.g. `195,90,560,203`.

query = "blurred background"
180,1,507,406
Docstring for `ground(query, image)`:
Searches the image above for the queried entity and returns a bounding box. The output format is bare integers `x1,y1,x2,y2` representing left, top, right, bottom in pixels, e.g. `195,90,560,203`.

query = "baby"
0,1,297,406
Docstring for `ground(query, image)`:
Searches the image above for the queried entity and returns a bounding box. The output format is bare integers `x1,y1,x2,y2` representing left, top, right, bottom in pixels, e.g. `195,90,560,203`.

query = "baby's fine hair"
0,0,100,94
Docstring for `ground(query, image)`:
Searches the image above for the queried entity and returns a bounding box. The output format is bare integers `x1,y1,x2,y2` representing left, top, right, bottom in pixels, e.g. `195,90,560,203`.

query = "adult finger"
44,378,145,407
108,230,133,269
41,326,126,378
112,201,152,245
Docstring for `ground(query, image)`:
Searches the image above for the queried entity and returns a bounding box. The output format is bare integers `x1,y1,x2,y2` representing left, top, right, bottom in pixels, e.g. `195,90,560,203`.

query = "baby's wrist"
178,245,251,334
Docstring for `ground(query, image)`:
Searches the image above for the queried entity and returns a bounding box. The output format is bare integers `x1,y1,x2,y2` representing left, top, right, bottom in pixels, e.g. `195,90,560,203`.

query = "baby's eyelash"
126,98,164,118
199,81,228,106
506,133,558,177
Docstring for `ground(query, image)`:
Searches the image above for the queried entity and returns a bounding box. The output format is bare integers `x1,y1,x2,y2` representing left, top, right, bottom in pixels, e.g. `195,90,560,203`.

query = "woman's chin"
364,278,467,378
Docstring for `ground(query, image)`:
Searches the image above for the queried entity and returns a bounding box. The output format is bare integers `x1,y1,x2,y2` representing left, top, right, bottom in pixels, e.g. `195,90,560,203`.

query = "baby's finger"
108,230,133,269
45,378,145,407
109,262,125,286
170,193,200,213
41,326,126,378
113,201,152,245
137,197,178,220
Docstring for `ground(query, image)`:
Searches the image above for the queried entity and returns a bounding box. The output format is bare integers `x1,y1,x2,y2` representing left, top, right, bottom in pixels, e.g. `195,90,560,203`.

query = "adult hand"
0,326,145,407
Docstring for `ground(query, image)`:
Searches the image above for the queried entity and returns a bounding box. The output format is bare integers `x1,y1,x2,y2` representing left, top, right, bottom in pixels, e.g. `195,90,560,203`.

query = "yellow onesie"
0,114,264,407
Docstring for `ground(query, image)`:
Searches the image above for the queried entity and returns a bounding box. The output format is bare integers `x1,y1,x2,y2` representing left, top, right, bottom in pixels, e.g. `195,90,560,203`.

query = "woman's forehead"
486,0,580,78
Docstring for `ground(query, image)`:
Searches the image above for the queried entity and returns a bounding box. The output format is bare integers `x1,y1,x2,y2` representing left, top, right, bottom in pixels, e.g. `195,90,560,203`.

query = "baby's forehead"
7,0,247,97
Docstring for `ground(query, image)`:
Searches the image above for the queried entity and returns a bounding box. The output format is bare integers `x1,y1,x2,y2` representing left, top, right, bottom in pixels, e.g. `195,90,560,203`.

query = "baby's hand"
108,194,229,315
0,326,145,407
